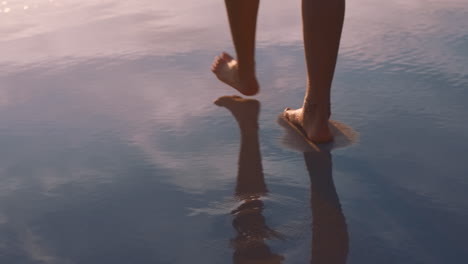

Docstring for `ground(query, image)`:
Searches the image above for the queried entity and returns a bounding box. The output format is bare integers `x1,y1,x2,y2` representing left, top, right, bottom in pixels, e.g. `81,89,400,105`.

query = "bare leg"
211,0,260,96
283,0,345,143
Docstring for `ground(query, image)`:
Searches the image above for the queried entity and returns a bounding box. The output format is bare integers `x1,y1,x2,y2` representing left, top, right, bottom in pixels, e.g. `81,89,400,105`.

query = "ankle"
303,100,330,116
237,63,256,78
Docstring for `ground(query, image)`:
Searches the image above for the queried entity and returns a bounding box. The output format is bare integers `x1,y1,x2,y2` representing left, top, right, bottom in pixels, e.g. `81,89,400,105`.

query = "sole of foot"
282,107,333,144
211,52,259,96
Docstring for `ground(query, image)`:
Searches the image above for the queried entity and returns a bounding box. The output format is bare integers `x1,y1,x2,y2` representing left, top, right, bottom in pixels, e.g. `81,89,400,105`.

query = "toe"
221,52,234,61
212,62,221,72
211,58,219,68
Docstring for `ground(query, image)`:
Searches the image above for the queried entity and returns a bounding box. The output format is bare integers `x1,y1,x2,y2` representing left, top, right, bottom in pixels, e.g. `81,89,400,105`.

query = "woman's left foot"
283,106,333,144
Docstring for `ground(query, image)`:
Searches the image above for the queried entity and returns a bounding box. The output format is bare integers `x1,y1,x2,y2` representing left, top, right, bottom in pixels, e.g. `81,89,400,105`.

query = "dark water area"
1,0,468,263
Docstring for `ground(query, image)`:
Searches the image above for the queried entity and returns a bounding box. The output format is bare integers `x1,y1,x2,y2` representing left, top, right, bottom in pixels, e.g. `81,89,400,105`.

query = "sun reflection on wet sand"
0,0,60,13
0,0,465,70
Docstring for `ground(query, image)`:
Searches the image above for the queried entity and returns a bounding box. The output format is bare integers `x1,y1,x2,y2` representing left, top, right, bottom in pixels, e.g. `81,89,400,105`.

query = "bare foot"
283,106,333,144
211,52,259,96
215,95,260,129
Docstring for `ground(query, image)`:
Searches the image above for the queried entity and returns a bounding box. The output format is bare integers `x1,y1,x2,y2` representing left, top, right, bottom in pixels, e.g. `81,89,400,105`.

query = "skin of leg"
302,0,345,107
211,1,260,95
225,0,259,80
284,0,345,143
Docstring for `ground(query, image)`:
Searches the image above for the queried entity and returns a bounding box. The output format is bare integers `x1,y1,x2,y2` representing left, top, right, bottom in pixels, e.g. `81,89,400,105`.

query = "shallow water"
1,0,468,263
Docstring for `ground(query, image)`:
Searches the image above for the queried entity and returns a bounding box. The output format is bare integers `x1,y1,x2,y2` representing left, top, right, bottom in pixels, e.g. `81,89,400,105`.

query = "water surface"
1,0,468,263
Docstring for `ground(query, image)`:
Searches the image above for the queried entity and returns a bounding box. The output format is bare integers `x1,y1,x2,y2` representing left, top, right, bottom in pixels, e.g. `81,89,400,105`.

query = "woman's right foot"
282,105,333,144
211,52,259,96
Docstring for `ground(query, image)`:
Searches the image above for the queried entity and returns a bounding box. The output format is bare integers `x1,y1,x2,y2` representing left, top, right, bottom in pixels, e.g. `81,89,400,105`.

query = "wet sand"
1,0,468,263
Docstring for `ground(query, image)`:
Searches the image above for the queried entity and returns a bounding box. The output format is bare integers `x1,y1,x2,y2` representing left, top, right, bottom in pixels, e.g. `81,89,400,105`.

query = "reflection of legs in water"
215,95,264,194
283,0,346,143
211,1,260,96
303,151,348,264
215,96,284,264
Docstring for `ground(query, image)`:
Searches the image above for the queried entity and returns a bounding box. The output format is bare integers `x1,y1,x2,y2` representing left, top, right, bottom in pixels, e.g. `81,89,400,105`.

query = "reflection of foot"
211,52,259,96
215,95,259,129
283,106,333,144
